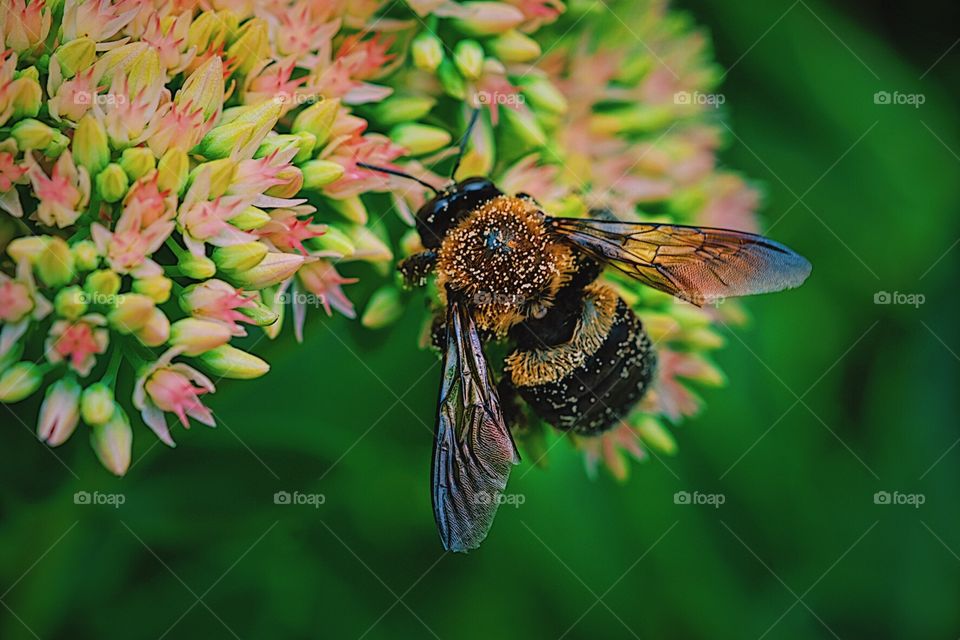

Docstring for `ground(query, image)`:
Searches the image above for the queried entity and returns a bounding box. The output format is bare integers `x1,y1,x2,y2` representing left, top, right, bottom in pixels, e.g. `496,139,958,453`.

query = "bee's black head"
415,177,502,249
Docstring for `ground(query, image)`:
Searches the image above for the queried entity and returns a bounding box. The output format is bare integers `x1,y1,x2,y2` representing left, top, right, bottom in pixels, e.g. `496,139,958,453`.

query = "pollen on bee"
436,195,573,334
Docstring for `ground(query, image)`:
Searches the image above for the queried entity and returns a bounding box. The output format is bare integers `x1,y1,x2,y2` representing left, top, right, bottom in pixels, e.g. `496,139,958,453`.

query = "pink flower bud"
38,378,81,446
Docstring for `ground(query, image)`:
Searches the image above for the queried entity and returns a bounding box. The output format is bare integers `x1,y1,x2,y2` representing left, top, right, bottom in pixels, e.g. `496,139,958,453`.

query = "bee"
359,111,811,553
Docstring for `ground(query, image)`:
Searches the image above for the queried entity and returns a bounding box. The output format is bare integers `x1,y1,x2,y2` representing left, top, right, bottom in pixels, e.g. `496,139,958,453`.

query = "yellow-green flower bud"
71,240,99,272
518,76,568,115
10,77,42,120
81,382,115,427
230,206,271,231
134,307,170,347
341,224,393,263
327,196,367,225
437,59,466,100
54,38,97,78
36,236,75,288
169,318,232,356
454,40,485,80
195,344,270,379
119,147,156,181
188,10,231,53
226,18,269,75
412,32,444,72
0,362,42,403
8,235,49,263
636,416,677,455
44,131,71,159
305,225,354,259
502,107,547,147
178,252,217,280
11,119,55,151
361,286,403,329
0,343,24,374
198,99,281,160
176,55,224,120
236,299,278,326
292,132,317,164
108,293,155,334
369,95,436,127
157,148,189,195
291,99,339,148
55,286,88,320
489,30,541,62
132,275,172,304
95,163,129,203
85,269,121,301
73,114,110,175
188,158,236,198
125,48,162,99
89,405,132,476
212,241,268,273
226,252,307,289
300,159,344,190
452,2,525,36
256,132,302,160
389,123,452,156
590,105,673,136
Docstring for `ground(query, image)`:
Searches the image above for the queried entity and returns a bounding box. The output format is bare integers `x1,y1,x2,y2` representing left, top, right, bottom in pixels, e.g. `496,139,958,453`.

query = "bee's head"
415,177,502,248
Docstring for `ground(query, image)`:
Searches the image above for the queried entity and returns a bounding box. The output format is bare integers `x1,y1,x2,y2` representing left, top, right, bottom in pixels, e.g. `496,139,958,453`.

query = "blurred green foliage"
2,1,959,638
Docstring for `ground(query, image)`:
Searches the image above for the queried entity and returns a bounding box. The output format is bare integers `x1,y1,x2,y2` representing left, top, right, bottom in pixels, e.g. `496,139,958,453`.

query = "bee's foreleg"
398,250,437,288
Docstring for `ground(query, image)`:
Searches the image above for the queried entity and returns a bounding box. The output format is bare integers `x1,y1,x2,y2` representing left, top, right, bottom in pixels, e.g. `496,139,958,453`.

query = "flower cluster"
0,0,408,474
1,0,764,481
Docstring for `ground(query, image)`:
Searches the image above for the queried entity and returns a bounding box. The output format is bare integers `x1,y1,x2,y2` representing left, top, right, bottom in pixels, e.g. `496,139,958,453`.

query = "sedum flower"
45,314,109,376
133,347,216,447
25,152,91,228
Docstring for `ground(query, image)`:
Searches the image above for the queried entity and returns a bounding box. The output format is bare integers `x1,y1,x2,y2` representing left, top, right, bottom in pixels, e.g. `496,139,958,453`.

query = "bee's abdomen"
506,284,656,435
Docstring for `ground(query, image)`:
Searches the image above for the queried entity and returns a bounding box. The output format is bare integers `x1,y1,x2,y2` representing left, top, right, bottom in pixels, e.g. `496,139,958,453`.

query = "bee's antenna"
356,162,440,194
449,107,481,180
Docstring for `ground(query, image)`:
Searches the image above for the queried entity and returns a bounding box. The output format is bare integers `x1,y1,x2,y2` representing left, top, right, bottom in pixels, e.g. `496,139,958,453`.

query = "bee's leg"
398,250,437,288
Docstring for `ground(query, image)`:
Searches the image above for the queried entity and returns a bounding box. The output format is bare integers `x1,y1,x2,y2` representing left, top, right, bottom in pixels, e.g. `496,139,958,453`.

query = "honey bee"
359,111,811,552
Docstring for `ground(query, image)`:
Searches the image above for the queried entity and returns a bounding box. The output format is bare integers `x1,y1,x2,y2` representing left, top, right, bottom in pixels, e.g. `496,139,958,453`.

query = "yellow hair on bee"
436,195,573,335
505,283,618,387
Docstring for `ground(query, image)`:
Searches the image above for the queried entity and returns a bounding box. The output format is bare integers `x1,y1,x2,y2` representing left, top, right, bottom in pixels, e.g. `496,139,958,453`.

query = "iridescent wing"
549,217,811,305
432,299,520,552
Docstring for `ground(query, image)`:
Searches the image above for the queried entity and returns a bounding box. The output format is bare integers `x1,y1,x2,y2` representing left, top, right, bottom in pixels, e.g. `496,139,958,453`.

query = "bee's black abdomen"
507,287,657,436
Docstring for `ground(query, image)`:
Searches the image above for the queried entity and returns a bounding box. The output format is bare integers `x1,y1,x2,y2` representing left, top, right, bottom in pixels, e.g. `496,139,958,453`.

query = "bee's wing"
549,216,811,305
432,299,520,552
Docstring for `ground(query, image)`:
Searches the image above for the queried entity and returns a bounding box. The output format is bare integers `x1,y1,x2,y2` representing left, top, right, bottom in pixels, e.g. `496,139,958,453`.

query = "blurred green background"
3,1,959,638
